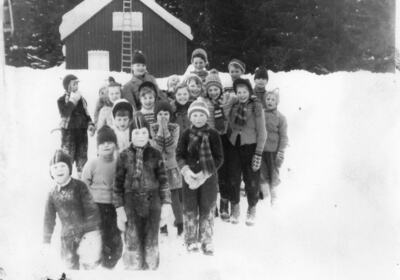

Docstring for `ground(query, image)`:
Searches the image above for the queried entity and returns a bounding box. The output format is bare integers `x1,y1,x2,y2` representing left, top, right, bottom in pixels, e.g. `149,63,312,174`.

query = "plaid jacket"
57,93,93,129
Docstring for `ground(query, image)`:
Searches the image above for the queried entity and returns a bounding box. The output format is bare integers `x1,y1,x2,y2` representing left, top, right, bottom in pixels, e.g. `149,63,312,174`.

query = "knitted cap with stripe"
188,99,210,119
228,59,246,73
205,69,223,93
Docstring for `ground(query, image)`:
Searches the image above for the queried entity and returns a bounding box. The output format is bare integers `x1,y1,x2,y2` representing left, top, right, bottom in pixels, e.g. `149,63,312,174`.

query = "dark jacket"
121,73,159,110
57,94,93,129
171,101,191,137
43,178,100,243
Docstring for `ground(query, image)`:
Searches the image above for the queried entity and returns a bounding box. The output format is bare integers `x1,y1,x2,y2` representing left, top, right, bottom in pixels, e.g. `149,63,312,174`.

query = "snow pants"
97,203,123,269
61,128,88,173
226,142,260,207
166,168,183,225
60,234,82,270
182,175,218,246
218,134,233,201
123,190,161,270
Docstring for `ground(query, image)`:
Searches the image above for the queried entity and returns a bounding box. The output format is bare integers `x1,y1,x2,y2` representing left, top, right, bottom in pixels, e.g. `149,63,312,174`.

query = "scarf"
188,125,216,175
234,96,257,126
212,99,226,133
132,144,147,178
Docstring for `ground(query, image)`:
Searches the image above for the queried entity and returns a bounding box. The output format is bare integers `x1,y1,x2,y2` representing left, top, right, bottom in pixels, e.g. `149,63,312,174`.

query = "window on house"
112,12,143,31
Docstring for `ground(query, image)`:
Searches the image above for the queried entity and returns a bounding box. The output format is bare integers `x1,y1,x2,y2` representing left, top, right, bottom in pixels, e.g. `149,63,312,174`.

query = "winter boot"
201,243,214,256
220,198,230,221
176,223,184,236
230,203,240,224
245,206,256,226
160,225,168,236
186,243,199,253
270,187,277,206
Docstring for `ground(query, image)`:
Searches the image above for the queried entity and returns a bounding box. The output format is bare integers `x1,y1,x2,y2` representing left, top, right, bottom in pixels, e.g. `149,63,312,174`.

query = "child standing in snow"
253,66,269,110
171,84,192,136
189,48,209,82
114,114,171,270
57,74,95,178
96,81,122,129
185,74,204,102
112,99,134,152
81,126,123,269
225,78,267,226
94,77,117,126
176,100,223,255
138,81,158,125
43,150,101,270
121,51,161,110
224,59,246,94
150,101,183,236
260,89,288,205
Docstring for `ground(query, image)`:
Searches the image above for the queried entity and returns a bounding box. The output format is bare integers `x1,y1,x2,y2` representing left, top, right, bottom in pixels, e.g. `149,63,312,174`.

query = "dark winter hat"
108,76,116,83
138,81,157,97
108,81,122,88
188,99,210,119
233,78,254,95
50,149,73,175
132,51,146,65
131,112,150,131
228,59,246,73
205,69,223,93
155,100,173,116
191,48,208,63
112,98,133,119
62,74,78,91
97,125,117,146
254,66,269,80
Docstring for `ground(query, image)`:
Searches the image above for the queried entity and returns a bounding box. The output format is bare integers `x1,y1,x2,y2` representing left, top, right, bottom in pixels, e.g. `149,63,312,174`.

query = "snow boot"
270,187,277,206
230,203,240,224
220,198,230,221
245,206,256,226
201,243,214,256
176,223,183,236
160,225,168,236
186,243,199,253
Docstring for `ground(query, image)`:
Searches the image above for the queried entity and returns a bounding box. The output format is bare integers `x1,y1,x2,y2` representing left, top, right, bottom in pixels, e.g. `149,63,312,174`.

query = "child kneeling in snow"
81,126,123,269
43,150,101,270
113,114,171,270
260,89,288,205
176,100,223,255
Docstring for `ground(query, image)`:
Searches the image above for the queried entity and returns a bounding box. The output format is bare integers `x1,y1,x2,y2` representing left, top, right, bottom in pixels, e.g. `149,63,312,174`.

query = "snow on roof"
59,0,193,41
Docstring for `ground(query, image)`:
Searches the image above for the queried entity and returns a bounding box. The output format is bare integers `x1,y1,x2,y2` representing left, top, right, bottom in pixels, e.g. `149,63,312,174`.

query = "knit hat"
254,66,269,80
233,78,254,95
62,74,78,91
138,81,157,97
188,99,210,119
108,76,116,83
112,99,133,119
132,51,146,65
228,59,246,73
97,125,117,146
131,112,150,131
185,74,203,87
108,81,121,88
49,149,73,175
191,48,208,64
155,100,173,116
205,69,223,93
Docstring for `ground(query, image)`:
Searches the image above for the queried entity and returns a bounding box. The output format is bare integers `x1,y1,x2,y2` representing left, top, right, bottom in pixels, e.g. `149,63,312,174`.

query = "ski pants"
61,128,88,173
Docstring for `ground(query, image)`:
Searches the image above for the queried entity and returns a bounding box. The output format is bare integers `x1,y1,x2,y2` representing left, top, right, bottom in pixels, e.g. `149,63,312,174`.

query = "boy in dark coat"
114,114,171,270
43,150,101,270
253,66,269,110
57,74,95,178
176,100,223,255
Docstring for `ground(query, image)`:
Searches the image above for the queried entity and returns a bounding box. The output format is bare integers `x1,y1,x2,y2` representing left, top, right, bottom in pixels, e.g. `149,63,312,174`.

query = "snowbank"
1,66,400,280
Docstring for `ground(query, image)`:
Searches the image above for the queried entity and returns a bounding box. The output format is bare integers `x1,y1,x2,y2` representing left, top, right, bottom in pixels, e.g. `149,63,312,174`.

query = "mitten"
181,165,197,184
252,154,262,171
116,207,127,232
276,151,284,167
88,124,96,137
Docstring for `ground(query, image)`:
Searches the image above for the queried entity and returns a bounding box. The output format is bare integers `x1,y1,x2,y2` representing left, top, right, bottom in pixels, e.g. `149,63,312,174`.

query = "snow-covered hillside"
1,66,400,280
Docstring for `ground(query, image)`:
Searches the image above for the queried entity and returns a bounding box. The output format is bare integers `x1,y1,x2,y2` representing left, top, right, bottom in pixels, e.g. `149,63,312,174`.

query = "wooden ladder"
121,0,133,73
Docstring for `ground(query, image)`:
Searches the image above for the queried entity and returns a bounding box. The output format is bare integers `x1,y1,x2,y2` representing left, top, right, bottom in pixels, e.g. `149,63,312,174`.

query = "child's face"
98,142,116,157
187,80,202,98
140,92,155,110
69,80,79,93
175,88,190,105
228,66,243,80
190,112,208,128
236,85,250,103
168,76,180,91
192,57,206,71
157,110,170,123
131,128,149,147
114,115,130,131
108,87,121,104
50,162,70,185
207,85,221,101
254,78,268,88
265,94,278,110
132,63,147,76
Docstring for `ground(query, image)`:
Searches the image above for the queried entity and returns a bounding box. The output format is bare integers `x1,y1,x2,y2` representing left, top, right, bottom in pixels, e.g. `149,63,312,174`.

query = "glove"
160,204,172,226
276,151,284,167
252,154,262,171
116,207,127,232
88,124,96,137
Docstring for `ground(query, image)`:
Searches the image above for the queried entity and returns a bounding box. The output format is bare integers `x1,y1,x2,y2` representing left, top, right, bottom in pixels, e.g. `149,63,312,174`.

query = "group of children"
43,49,288,270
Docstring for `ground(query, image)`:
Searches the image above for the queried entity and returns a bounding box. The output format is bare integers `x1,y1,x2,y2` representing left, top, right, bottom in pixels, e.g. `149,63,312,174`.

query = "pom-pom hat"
132,51,146,65
254,66,269,80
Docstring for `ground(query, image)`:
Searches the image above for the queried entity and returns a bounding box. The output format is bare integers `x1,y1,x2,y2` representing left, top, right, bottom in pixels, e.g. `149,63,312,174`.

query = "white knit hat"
188,99,210,119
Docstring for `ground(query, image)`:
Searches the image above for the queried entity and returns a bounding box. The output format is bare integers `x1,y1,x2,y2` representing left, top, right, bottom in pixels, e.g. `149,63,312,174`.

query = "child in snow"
224,59,246,94
189,48,209,82
176,100,223,255
185,74,204,102
260,89,288,205
139,81,158,125
225,78,267,226
81,126,123,269
253,66,269,110
94,77,117,126
150,101,183,236
121,51,160,110
171,83,192,136
112,99,134,152
43,150,101,270
96,81,122,129
57,74,95,178
114,113,171,270
161,75,181,103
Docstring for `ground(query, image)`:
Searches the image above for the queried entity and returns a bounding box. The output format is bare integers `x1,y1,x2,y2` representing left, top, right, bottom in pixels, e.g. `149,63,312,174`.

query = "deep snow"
1,66,400,280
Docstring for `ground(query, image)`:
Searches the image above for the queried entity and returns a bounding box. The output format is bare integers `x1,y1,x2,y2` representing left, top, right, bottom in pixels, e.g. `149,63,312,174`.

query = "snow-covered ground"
1,66,400,280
